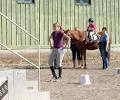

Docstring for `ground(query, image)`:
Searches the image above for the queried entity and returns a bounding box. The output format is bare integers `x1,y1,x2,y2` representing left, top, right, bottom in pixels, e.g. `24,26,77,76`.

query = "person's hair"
102,27,107,31
74,27,78,31
53,22,62,30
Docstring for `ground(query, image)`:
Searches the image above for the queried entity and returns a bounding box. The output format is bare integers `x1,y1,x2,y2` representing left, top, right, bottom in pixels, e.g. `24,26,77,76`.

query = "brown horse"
64,29,111,69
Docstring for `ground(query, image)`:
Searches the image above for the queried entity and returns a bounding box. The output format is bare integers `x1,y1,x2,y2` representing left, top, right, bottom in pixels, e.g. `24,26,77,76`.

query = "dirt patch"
0,50,120,68
0,50,120,100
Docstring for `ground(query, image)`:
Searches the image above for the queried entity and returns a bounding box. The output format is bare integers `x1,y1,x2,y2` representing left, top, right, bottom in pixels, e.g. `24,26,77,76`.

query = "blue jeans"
99,42,109,69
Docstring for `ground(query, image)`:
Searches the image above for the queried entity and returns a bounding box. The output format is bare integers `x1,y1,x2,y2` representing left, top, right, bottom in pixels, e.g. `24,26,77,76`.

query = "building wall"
0,0,120,49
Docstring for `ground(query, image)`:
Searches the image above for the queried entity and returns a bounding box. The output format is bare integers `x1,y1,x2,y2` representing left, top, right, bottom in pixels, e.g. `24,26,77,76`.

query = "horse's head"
97,31,103,36
97,31,112,44
63,29,71,36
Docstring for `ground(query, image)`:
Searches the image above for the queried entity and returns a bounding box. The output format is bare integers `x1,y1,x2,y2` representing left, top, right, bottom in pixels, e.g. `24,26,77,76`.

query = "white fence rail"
0,12,41,91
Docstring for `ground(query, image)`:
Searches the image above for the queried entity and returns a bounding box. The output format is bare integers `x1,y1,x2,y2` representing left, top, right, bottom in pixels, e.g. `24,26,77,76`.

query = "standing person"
70,27,81,68
49,22,70,80
99,27,110,70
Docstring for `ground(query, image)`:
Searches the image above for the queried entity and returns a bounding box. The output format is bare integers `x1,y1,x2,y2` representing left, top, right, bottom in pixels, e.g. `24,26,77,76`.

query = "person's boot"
50,66,57,79
88,32,92,41
73,60,76,68
58,67,62,78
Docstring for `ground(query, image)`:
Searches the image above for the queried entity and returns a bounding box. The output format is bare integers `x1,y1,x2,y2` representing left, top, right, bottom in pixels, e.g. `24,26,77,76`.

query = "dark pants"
71,46,81,60
99,42,109,69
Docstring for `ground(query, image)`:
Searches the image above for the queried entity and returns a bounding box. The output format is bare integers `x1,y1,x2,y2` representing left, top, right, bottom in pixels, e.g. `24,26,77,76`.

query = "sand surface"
0,49,120,100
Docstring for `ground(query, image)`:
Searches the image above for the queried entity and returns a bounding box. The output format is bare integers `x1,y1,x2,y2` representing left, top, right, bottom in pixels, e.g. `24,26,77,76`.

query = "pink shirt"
87,23,96,32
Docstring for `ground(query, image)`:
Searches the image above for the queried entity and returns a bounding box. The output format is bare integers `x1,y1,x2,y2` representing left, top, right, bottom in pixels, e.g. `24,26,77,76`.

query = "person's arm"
106,40,109,51
49,33,53,49
106,34,110,52
63,33,71,48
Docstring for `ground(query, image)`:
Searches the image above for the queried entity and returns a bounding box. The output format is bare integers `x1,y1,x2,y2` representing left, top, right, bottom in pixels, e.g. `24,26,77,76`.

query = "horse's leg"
83,50,87,69
78,48,83,67
80,54,84,67
78,55,82,68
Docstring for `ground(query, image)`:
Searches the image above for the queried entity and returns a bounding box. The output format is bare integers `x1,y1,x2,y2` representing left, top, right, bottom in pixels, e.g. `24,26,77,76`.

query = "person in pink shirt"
87,18,96,32
86,18,97,43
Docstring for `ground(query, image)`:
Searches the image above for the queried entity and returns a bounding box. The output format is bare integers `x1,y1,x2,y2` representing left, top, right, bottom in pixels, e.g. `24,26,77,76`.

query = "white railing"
0,12,41,91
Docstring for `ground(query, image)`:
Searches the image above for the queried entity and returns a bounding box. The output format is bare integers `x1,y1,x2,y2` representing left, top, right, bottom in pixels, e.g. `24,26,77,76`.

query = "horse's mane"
64,29,85,42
